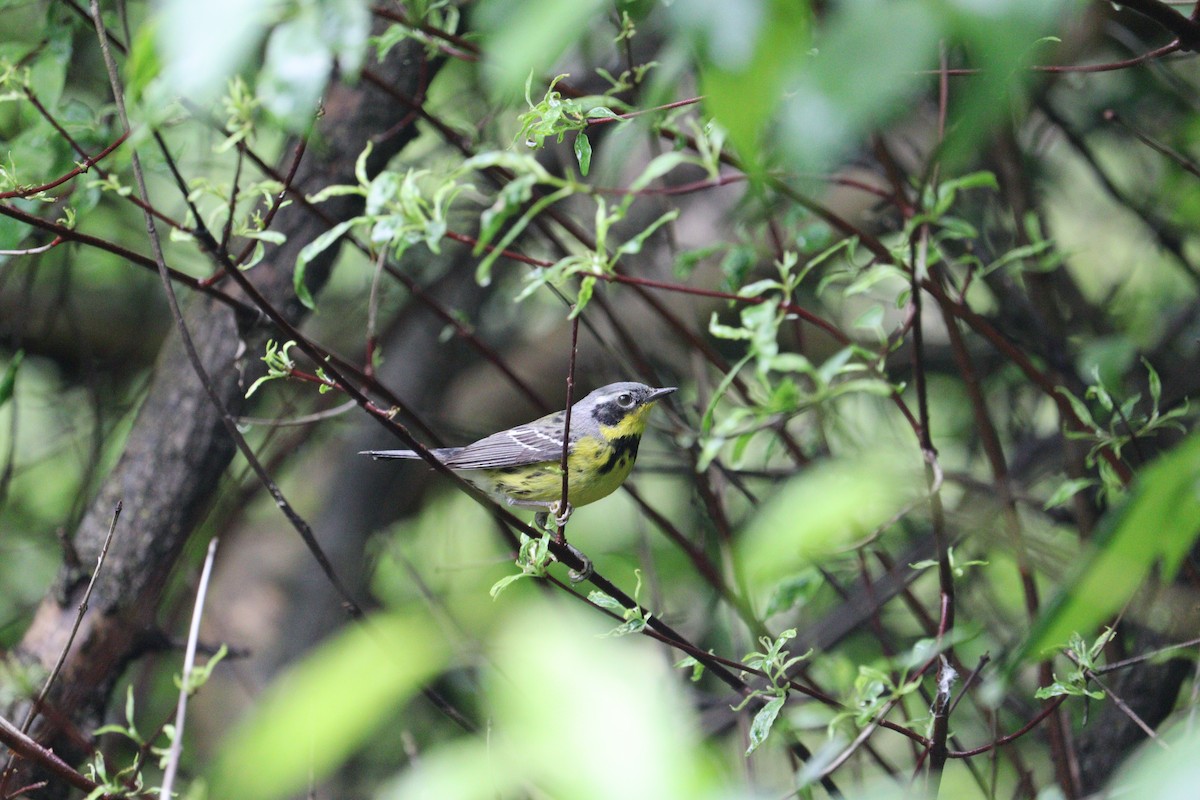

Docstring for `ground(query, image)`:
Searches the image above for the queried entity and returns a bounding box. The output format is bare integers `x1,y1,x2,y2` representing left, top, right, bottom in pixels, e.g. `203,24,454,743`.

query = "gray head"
574,382,677,429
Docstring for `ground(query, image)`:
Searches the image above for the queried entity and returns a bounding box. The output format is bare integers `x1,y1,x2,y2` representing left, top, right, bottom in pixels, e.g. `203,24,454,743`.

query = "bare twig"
556,314,581,545
160,537,220,797
0,503,122,795
0,716,109,798
19,501,121,732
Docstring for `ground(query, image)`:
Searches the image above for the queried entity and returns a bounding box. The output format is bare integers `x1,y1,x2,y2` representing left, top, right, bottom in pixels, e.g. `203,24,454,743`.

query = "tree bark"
4,30,437,792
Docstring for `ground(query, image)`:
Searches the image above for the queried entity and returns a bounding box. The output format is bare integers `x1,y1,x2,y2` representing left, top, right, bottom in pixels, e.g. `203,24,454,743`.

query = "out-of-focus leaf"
937,0,1071,166
476,0,610,97
380,599,719,800
696,0,809,168
257,11,331,132
0,350,23,408
158,0,270,101
322,0,370,79
208,612,446,800
125,21,162,103
1043,477,1097,510
1110,721,1200,799
488,600,715,799
778,0,939,172
1019,430,1200,662
377,739,511,800
27,29,71,108
739,452,918,585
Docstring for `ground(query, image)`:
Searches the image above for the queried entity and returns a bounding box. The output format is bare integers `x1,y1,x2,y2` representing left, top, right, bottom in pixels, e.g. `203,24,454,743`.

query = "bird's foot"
565,543,593,584
550,500,573,528
535,506,588,580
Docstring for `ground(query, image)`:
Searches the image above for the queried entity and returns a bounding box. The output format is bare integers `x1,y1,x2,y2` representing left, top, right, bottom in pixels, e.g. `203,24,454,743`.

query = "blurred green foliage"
2,0,1200,798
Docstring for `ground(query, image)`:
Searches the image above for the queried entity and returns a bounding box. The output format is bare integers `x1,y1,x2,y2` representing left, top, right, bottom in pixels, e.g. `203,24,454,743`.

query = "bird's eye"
617,392,634,408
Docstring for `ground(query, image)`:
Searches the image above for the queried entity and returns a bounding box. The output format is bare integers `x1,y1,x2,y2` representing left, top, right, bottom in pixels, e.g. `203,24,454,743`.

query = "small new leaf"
489,533,553,599
746,693,786,755
675,654,707,682
245,340,297,398
574,133,592,176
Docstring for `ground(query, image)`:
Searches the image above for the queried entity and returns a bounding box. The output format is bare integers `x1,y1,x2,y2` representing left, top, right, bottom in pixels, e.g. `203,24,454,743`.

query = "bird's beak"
647,386,677,403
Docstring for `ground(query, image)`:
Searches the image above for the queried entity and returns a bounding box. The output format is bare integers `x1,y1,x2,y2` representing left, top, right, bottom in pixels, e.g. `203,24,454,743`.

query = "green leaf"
937,0,1070,167
323,0,371,79
489,572,532,599
746,694,786,755
571,275,596,316
600,616,650,637
629,151,694,193
685,0,811,168
294,219,358,308
158,0,270,102
587,590,624,611
739,452,918,583
1056,386,1098,432
257,11,332,132
0,349,23,408
777,0,940,171
1043,477,1097,510
1018,431,1200,663
209,612,445,800
708,312,753,341
366,170,404,216
476,173,537,254
1144,356,1163,406
476,0,611,97
1111,722,1200,797
574,133,592,176
763,572,817,617
737,278,783,298
674,654,707,682
476,186,572,285
1034,679,1105,701
614,209,679,258
487,601,710,798
125,21,162,103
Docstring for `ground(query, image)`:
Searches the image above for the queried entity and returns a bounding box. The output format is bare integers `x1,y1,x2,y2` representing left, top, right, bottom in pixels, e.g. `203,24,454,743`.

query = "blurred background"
2,0,1200,798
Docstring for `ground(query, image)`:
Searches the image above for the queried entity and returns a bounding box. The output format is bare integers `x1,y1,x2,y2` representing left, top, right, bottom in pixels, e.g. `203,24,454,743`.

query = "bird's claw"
534,506,589,580
566,543,593,583
550,500,573,528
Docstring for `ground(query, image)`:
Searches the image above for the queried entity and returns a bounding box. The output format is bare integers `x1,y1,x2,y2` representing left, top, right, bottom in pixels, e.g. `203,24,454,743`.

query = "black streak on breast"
598,435,641,474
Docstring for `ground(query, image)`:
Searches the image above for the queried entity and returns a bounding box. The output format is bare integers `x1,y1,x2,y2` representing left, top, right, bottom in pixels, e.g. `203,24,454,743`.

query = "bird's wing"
442,417,567,470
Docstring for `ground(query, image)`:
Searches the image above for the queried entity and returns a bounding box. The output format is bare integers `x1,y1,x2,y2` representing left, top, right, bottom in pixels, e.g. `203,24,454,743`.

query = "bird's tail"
359,447,459,461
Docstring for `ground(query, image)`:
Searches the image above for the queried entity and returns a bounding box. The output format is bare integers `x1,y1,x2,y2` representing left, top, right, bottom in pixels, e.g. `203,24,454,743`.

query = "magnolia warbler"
362,382,675,525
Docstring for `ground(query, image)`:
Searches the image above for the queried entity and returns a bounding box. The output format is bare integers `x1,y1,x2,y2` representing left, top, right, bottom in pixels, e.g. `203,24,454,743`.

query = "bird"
361,382,676,527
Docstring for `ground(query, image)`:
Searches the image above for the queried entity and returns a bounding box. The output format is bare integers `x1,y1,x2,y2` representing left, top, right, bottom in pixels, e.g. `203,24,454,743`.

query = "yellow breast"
472,433,640,508
468,402,656,509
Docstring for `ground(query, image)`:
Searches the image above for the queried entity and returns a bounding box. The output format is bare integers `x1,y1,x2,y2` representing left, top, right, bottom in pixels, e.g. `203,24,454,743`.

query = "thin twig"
556,314,581,544
0,503,120,795
0,716,109,798
160,537,220,796
817,697,902,781
237,400,359,428
19,501,122,734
